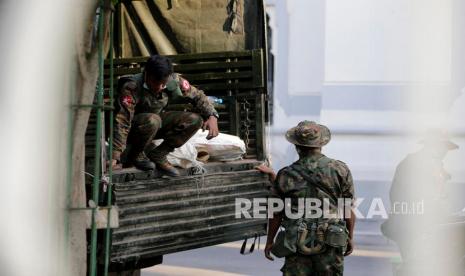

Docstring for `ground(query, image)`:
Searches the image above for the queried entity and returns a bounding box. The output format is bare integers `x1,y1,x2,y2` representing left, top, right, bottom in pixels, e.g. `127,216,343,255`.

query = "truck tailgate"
109,160,270,268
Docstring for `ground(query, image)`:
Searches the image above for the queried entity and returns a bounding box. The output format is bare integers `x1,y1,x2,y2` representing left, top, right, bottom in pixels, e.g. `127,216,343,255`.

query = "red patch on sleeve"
181,79,190,92
121,95,134,106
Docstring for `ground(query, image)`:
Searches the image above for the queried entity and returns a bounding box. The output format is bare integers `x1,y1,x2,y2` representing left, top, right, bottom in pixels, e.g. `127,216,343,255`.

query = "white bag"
189,130,246,162
152,139,202,169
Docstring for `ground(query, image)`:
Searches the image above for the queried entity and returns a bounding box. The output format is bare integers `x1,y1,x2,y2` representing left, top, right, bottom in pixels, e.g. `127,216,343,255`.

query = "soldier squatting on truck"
110,55,220,176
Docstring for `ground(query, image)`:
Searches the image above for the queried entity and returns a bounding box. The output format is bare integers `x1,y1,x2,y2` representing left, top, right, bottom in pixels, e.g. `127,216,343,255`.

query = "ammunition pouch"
296,221,326,255
272,219,348,258
270,220,299,258
296,219,349,255
324,221,349,249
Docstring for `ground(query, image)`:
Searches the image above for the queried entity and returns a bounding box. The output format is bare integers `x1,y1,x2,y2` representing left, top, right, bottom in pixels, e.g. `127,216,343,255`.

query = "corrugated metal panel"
110,168,269,265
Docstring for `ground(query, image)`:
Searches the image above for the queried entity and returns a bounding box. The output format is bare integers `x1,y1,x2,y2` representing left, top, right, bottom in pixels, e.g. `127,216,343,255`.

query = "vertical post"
89,1,105,275
64,40,77,276
115,3,123,58
103,7,115,276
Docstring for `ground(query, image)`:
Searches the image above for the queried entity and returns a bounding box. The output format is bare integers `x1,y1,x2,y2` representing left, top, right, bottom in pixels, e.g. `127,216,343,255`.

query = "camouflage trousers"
125,111,203,164
282,247,344,276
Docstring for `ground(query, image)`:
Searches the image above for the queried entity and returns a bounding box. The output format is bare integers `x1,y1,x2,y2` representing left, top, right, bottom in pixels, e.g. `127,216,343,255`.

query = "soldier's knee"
188,113,203,129
136,113,161,134
147,114,162,127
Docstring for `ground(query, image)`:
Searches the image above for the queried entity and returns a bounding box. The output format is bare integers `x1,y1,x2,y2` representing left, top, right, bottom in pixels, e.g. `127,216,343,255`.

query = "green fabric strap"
291,156,338,205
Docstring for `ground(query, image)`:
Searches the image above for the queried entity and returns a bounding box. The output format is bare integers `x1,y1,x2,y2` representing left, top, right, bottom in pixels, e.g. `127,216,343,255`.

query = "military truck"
83,0,272,274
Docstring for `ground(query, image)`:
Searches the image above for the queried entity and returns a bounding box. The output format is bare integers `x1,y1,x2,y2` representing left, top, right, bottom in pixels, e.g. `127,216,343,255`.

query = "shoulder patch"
120,94,134,107
180,78,191,92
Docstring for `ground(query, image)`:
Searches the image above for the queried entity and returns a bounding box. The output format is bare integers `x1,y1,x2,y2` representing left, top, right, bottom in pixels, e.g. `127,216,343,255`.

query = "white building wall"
265,0,465,212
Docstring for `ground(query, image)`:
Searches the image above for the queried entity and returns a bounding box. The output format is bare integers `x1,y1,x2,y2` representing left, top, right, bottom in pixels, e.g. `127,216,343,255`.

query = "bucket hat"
285,121,331,147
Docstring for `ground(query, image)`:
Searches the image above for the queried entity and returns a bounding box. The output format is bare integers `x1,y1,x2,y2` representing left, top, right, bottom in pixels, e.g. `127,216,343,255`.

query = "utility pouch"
271,229,296,258
324,223,349,248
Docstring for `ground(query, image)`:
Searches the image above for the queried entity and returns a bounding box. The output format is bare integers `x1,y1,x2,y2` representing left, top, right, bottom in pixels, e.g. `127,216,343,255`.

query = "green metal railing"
88,0,106,274
103,7,115,276
67,1,115,275
90,2,116,276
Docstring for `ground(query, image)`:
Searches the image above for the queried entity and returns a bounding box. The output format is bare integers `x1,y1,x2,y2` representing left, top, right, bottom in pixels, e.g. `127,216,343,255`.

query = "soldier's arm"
344,209,355,256
112,80,137,163
177,76,219,119
265,210,282,261
264,169,288,261
255,164,280,260
176,75,219,139
340,165,355,256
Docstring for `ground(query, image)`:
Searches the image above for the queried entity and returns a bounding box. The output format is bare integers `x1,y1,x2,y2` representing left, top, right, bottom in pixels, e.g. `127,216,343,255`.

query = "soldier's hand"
202,116,219,140
255,164,277,182
255,164,274,175
264,242,274,261
108,159,122,171
344,239,354,256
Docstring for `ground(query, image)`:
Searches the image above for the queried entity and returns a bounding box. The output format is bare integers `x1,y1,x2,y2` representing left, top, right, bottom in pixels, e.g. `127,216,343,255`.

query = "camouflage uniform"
272,121,354,276
113,72,218,164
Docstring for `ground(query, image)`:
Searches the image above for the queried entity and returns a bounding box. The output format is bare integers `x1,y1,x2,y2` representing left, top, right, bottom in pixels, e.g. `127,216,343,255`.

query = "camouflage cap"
419,129,459,150
285,121,331,147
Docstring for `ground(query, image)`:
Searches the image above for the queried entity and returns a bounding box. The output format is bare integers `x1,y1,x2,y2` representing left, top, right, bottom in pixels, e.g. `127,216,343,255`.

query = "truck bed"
108,159,270,271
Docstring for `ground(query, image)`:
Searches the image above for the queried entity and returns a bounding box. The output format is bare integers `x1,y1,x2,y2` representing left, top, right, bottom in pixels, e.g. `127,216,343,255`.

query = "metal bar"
255,94,265,160
167,50,253,61
104,51,253,65
251,49,265,88
71,104,114,110
89,1,105,275
64,35,77,276
104,60,252,75
180,71,253,82
103,7,115,276
115,3,123,58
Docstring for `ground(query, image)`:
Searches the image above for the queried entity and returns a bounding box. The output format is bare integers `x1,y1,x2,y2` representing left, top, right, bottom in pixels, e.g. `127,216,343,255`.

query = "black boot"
146,143,180,176
155,159,181,177
130,152,155,171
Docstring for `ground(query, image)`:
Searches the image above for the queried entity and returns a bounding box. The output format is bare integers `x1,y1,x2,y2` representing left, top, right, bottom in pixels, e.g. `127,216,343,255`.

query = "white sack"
189,130,246,162
153,139,200,169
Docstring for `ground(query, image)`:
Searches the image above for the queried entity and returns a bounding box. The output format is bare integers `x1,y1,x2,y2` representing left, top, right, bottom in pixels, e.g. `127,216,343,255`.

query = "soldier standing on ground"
381,130,460,275
257,121,356,276
111,55,220,176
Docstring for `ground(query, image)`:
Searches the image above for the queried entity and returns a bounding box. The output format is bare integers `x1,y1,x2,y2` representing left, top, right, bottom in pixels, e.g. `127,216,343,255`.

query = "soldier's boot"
155,158,180,177
124,151,155,171
123,113,161,171
146,143,180,177
132,152,155,171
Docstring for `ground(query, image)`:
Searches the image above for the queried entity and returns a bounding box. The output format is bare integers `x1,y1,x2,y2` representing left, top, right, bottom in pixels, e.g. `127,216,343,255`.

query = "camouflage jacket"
113,72,218,159
272,153,354,221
